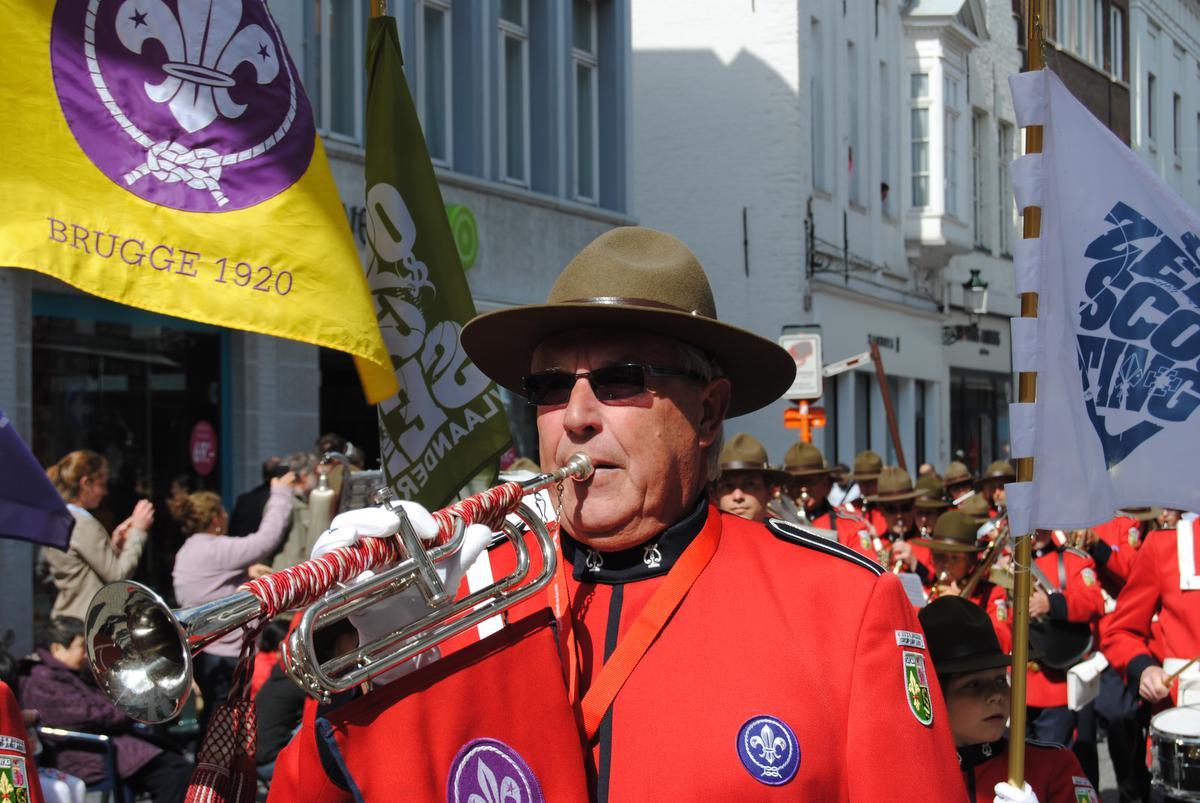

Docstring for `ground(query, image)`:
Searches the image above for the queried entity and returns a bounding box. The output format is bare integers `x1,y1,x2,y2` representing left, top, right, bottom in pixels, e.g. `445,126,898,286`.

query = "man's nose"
561,373,602,435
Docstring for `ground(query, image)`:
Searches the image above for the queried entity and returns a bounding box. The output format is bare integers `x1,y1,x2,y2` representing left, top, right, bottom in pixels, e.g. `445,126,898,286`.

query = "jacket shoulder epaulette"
1026,738,1068,751
766,519,884,575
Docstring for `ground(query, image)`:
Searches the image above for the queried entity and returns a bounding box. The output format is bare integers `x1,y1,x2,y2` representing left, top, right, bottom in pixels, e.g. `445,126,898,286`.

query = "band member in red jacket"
841,466,934,582
914,510,1011,651
270,227,964,800
775,442,869,543
1024,530,1105,785
919,596,1097,803
944,461,976,506
977,461,1015,518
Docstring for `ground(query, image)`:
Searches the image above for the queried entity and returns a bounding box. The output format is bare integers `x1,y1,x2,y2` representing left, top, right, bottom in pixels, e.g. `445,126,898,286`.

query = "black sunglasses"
521,363,707,406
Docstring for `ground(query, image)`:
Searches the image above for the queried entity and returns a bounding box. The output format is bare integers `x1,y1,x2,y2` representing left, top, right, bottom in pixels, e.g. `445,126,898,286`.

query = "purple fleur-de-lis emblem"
447,739,544,803
50,0,315,212
115,0,279,133
737,715,800,786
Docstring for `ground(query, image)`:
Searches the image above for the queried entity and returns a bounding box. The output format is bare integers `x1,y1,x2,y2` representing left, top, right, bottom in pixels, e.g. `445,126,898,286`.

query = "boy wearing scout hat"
944,460,977,505
979,460,1015,516
919,597,1095,803
711,433,786,523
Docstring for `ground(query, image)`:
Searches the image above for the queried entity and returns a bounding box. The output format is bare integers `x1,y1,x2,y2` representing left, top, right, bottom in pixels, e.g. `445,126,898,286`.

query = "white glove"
311,501,493,685
994,781,1040,803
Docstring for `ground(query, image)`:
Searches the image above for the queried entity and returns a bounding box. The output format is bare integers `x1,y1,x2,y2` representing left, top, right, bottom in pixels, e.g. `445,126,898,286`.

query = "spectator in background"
270,453,321,571
170,473,294,733
18,618,191,803
228,456,284,537
44,450,154,621
249,620,288,700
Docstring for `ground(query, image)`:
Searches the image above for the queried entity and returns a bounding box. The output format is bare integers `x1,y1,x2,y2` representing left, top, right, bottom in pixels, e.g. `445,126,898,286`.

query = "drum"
1151,705,1200,801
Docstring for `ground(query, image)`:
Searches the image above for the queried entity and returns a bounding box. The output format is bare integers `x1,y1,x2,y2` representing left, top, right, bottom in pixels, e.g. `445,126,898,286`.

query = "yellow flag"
0,0,397,403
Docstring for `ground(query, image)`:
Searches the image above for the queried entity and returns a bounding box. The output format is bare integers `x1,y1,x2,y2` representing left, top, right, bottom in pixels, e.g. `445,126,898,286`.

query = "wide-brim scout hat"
782,441,831,478
719,433,789,482
958,493,991,523
914,473,951,511
1119,506,1162,522
850,450,884,482
918,596,1013,675
866,466,923,504
943,461,975,487
913,510,983,553
981,460,1016,482
460,227,796,418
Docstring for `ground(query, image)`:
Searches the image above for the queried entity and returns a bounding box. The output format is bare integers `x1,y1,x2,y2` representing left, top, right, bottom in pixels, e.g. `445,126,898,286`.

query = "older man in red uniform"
271,227,963,800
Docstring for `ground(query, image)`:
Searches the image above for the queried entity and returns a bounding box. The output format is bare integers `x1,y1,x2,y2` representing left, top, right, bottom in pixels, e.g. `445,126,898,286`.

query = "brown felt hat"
919,597,1013,675
782,442,831,477
867,466,923,503
719,433,788,481
958,493,991,523
459,227,796,417
850,450,884,481
913,510,984,553
914,473,951,511
981,460,1016,482
1118,506,1162,523
944,461,975,486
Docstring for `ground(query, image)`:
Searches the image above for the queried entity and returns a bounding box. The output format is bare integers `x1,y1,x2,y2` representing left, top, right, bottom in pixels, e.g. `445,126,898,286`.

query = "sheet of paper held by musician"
9,2,1200,802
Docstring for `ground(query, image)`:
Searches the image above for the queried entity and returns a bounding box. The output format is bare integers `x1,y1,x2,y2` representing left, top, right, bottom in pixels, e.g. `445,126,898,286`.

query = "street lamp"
942,269,991,344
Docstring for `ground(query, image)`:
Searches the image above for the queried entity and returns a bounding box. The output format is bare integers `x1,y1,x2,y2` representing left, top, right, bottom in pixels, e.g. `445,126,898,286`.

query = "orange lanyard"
551,507,722,740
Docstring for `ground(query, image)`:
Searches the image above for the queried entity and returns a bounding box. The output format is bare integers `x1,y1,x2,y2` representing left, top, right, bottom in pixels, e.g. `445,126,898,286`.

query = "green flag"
365,16,511,508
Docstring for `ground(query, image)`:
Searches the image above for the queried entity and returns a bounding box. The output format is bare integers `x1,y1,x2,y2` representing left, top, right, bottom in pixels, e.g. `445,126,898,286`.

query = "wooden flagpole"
1008,0,1046,788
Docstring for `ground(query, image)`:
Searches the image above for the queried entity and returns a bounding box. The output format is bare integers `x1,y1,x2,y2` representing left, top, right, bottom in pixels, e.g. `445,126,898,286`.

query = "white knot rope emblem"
123,142,228,206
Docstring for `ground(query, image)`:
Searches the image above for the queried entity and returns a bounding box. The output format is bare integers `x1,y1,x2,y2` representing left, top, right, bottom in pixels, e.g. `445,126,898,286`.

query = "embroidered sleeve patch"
895,630,926,649
0,756,29,803
1074,785,1099,803
902,651,934,727
1081,568,1098,586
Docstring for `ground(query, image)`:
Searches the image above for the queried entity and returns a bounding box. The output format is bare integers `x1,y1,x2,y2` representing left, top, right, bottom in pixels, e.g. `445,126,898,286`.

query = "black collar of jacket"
956,737,1006,771
562,496,709,585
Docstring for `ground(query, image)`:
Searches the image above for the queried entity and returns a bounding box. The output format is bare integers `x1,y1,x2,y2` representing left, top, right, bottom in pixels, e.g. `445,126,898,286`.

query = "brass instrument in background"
960,526,1007,599
85,455,594,723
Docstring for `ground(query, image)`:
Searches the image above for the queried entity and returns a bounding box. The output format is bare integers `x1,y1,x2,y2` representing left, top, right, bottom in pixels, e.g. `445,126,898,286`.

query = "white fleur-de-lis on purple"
115,0,279,133
467,759,522,803
749,724,788,768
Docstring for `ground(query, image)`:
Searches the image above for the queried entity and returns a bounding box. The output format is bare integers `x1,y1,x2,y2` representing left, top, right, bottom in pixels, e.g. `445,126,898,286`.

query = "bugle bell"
85,454,594,724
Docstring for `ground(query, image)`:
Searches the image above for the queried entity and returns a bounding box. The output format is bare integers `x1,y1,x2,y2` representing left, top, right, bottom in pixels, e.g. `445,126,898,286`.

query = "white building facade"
1127,0,1200,210
631,0,1022,472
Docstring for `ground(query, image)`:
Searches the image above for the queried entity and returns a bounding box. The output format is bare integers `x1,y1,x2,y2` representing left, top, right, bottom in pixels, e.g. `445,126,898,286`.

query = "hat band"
722,461,771,472
562,296,702,315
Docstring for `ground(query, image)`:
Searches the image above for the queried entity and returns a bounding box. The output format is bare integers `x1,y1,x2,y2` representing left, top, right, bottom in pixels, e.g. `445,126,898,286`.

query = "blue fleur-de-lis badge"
736,715,800,786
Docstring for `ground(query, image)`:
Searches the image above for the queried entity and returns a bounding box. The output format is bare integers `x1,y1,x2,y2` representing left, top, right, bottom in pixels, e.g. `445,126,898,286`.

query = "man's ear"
697,377,731,448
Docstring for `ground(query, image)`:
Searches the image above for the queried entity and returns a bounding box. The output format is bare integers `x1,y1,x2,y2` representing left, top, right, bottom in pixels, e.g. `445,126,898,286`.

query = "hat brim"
784,466,833,478
851,471,883,481
460,303,796,418
1119,507,1162,522
720,465,791,484
933,651,1013,675
914,498,951,510
911,537,982,553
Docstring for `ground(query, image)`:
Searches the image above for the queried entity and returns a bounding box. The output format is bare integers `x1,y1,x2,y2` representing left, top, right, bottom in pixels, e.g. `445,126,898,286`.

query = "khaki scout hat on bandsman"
981,460,1016,482
719,434,789,482
914,473,951,511
958,493,991,523
866,466,923,504
459,227,797,417
781,442,831,478
943,461,975,486
850,450,884,482
912,510,983,553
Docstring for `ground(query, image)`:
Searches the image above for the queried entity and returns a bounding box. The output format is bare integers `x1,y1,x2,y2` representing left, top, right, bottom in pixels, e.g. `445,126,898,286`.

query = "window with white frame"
972,111,986,247
911,73,930,207
944,75,960,217
1092,0,1103,68
811,18,827,192
1110,6,1125,80
418,0,452,166
848,41,862,207
499,0,530,184
998,122,1014,255
304,0,367,143
572,0,599,203
1055,0,1101,66
1174,92,1182,159
1148,72,1157,143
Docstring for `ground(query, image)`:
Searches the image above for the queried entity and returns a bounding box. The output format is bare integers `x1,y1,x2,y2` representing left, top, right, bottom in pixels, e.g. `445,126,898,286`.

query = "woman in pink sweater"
170,472,294,730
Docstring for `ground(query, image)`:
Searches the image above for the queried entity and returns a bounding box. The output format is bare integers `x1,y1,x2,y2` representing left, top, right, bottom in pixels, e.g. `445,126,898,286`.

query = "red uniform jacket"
958,738,1095,802
0,681,44,803
1026,542,1106,708
273,504,963,801
838,525,935,583
1088,516,1142,597
1101,522,1200,691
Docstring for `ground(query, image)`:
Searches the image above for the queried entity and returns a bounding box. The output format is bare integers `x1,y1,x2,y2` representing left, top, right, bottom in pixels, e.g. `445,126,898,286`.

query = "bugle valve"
85,454,594,723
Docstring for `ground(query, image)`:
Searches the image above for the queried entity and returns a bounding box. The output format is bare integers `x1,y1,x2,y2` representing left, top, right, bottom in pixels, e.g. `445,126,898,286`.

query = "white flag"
1005,69,1200,537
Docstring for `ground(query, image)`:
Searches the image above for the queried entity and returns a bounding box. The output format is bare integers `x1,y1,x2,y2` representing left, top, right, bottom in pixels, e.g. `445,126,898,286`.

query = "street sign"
822,350,872,378
779,333,822,400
